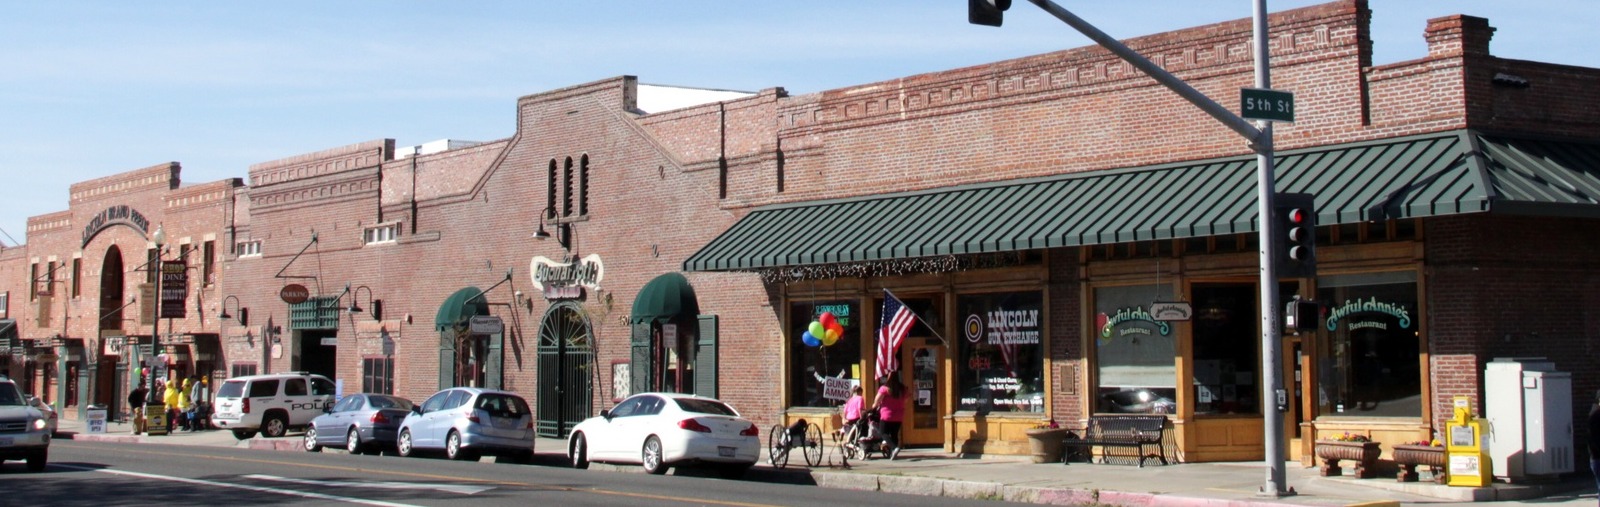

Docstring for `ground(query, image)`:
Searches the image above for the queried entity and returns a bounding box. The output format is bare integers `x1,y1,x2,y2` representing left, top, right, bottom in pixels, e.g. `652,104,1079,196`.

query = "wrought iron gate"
536,302,593,438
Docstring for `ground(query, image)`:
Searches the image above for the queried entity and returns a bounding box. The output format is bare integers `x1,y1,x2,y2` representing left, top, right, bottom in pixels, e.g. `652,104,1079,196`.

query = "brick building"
4,0,1598,468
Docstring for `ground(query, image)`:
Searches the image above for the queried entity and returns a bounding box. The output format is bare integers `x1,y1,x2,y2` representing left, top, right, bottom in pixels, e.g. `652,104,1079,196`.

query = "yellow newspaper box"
1445,396,1492,487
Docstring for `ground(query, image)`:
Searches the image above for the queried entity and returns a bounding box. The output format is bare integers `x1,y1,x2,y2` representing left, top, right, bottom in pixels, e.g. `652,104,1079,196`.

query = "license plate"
718,446,736,457
0,437,12,447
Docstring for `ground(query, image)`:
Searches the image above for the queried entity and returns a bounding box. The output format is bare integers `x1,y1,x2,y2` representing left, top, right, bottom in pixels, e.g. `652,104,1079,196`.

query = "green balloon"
809,321,826,338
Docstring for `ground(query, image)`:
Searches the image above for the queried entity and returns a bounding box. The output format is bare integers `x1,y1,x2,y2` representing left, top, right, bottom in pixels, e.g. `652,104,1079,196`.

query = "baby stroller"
840,411,889,461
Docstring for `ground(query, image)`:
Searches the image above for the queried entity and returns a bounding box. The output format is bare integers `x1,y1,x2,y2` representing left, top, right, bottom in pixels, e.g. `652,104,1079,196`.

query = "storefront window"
956,291,1044,413
788,300,861,408
1094,284,1177,414
1316,272,1420,418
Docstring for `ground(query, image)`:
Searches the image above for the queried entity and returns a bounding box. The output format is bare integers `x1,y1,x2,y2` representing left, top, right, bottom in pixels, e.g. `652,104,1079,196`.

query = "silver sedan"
304,394,413,454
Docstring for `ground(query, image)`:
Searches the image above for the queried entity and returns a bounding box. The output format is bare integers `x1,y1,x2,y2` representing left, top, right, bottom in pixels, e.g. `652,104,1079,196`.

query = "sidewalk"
61,418,1595,507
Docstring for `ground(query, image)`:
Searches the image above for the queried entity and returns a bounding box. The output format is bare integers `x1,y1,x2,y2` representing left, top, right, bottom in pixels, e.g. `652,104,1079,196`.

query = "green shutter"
438,330,456,390
486,330,503,390
630,322,651,396
694,315,718,399
290,297,341,330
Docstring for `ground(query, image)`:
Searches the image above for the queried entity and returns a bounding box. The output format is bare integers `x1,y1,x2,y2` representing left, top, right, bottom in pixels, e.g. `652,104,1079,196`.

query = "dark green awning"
435,287,489,331
685,130,1600,272
631,273,699,324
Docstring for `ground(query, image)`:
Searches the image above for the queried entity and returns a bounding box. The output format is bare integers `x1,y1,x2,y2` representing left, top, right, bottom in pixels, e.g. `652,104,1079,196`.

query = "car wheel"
304,426,322,452
232,429,258,440
26,450,47,472
717,463,750,480
262,413,288,438
445,430,468,461
569,432,590,469
642,436,667,475
397,429,415,458
346,427,364,454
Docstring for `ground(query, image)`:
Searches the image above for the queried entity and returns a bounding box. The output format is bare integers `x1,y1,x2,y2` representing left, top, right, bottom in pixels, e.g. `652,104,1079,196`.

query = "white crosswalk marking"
243,474,494,495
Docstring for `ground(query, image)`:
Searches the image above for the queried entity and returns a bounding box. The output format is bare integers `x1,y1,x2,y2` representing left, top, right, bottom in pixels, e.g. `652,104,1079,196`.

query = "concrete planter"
1393,444,1446,483
1315,440,1381,478
1025,428,1069,463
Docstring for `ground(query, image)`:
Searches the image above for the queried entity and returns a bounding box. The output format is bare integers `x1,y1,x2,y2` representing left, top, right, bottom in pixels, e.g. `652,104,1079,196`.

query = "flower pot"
1315,440,1381,478
1025,428,1069,464
1392,444,1446,483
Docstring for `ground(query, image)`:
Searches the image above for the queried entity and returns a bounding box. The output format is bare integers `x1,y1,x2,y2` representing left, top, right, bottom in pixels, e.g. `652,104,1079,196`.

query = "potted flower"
1392,439,1446,483
1024,419,1069,463
1314,432,1382,478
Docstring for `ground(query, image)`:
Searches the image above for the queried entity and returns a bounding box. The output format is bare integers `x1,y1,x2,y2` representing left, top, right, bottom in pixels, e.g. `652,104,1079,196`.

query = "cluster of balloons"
800,311,845,347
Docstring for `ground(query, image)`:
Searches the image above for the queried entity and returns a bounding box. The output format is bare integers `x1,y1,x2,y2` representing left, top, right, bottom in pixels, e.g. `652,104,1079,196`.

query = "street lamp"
145,225,166,429
347,285,380,320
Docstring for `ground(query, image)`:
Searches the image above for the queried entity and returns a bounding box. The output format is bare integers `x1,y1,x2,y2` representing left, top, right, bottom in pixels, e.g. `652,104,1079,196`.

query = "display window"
787,300,861,408
1315,272,1420,418
956,291,1044,413
1093,284,1177,414
1190,283,1263,415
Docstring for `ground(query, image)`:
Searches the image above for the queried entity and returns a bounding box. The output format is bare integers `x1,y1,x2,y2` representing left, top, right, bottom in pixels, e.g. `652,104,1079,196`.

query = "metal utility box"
1485,358,1574,482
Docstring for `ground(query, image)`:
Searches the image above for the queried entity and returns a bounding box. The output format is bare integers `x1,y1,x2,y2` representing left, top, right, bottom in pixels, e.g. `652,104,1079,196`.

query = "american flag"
875,290,917,379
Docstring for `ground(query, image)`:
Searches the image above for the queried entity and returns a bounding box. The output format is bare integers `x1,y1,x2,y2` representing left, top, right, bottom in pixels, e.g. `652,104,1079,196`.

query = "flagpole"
881,288,952,349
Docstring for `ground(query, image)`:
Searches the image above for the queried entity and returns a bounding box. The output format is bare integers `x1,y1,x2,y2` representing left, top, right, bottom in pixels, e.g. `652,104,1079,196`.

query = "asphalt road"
7,439,1031,507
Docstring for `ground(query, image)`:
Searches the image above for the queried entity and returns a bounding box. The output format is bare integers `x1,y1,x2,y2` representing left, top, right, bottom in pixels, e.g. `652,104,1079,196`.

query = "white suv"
0,379,50,472
213,372,336,439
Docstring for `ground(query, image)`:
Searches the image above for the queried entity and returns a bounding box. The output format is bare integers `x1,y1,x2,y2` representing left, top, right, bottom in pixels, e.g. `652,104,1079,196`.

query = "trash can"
86,404,108,434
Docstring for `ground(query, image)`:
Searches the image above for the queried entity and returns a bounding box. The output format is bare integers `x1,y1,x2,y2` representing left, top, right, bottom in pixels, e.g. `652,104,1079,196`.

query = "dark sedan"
304,394,413,454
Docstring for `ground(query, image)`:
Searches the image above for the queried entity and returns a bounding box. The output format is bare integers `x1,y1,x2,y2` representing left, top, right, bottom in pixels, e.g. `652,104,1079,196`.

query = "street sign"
279,284,309,304
1240,88,1294,123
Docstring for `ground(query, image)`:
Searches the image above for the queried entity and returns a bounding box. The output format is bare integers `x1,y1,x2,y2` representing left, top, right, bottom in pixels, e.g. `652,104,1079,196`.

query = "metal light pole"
145,225,165,432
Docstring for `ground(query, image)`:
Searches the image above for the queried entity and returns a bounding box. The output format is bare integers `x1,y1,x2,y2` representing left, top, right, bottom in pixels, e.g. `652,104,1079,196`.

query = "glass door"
899,339,945,445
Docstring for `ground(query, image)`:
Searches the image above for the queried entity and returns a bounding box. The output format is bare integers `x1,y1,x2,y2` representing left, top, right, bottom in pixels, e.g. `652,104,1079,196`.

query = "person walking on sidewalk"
127,381,148,434
163,377,182,434
871,374,907,460
176,377,194,431
188,375,211,431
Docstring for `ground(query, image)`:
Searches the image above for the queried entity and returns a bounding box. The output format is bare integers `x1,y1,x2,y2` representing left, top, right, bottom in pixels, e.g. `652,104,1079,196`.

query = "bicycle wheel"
802,423,824,467
767,424,789,469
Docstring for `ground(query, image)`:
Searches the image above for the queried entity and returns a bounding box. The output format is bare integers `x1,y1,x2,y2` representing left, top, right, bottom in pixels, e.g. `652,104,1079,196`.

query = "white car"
567,392,759,478
0,380,51,472
396,387,534,463
212,372,336,439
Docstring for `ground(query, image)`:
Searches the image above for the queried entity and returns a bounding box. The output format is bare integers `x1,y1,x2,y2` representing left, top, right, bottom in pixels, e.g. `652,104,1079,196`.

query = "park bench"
1061,415,1169,467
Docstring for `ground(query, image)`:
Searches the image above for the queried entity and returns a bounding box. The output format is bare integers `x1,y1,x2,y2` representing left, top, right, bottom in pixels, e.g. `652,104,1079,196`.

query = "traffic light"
968,0,1011,27
1273,192,1317,278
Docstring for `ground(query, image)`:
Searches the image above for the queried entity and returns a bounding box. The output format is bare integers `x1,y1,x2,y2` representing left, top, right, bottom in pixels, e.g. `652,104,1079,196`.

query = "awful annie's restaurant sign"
530,254,604,300
82,205,151,247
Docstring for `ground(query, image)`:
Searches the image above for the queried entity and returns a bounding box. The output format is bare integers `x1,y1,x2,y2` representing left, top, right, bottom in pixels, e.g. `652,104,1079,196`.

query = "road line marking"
53,464,423,507
243,474,494,495
59,443,784,507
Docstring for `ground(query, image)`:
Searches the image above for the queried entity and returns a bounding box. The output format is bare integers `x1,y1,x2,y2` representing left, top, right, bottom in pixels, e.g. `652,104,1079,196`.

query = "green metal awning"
685,130,1600,272
631,273,700,324
435,287,489,331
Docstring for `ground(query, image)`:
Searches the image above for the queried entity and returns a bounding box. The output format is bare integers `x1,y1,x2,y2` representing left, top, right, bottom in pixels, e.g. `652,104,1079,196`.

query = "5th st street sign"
1241,88,1294,123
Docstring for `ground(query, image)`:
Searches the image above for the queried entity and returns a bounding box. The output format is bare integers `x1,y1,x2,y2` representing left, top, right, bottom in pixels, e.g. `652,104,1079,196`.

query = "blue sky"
2,1,1595,247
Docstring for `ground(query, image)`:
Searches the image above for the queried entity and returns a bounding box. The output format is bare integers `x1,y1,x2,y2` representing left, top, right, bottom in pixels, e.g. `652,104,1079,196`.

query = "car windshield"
0,383,22,406
216,380,245,398
673,398,737,416
369,395,413,410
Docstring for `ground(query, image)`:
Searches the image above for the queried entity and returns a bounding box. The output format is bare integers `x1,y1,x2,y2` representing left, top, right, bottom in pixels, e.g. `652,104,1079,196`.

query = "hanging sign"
159,260,188,319
279,284,310,304
469,316,503,335
1149,301,1193,322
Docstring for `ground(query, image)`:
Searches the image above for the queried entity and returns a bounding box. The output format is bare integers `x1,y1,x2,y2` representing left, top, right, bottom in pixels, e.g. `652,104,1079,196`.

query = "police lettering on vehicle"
292,400,332,412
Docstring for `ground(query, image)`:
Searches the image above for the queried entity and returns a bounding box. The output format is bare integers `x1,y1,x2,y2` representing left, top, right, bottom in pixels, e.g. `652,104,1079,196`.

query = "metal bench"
1061,415,1168,467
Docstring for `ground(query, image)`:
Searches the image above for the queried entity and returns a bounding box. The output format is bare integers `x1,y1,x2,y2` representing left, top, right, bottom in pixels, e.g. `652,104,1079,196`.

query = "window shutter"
694,315,718,399
438,331,456,390
630,322,652,396
486,331,504,390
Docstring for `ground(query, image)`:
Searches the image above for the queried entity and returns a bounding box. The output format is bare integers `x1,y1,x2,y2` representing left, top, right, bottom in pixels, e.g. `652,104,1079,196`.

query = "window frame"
363,223,400,245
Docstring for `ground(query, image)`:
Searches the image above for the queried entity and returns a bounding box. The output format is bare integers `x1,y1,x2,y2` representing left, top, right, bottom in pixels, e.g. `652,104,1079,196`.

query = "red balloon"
818,311,837,329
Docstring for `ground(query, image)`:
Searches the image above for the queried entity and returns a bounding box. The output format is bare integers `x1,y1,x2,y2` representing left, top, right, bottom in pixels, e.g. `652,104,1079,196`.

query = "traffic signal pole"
994,0,1292,497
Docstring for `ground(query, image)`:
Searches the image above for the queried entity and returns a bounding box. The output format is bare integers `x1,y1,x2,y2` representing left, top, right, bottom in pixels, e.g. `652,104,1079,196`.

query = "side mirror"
412,406,423,415
323,405,333,414
600,409,611,421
